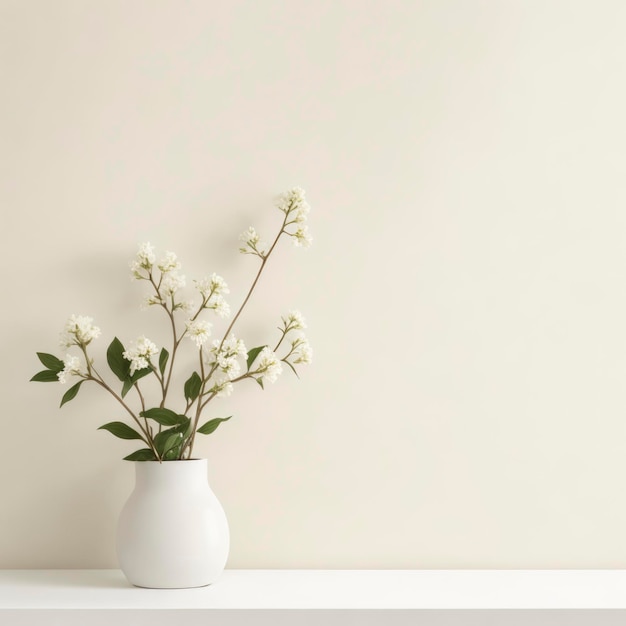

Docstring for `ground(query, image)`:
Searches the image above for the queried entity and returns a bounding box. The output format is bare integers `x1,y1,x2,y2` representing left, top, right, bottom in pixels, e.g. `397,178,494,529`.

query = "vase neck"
134,459,209,490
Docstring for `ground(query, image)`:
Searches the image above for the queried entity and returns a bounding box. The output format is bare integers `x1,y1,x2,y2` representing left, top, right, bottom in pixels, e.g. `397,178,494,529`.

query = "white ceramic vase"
116,458,229,588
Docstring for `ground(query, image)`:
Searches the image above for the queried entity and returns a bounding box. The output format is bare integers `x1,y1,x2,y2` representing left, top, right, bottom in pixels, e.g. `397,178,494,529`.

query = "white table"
2,569,626,625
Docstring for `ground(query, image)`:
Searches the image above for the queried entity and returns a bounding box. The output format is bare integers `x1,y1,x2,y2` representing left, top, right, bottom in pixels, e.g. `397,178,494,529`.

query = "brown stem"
181,346,207,459
162,305,178,401
183,216,290,459
134,382,146,413
219,224,284,350
273,325,290,353
150,364,166,404
134,382,151,435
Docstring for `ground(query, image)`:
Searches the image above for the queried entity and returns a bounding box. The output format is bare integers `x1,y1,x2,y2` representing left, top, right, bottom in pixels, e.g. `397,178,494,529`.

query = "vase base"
130,581,215,589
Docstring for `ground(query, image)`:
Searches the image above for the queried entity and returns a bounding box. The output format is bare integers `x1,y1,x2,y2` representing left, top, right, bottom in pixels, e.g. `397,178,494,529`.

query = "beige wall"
3,0,626,568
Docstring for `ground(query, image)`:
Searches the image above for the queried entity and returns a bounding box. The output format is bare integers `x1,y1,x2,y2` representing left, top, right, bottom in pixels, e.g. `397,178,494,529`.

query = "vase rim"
127,458,207,463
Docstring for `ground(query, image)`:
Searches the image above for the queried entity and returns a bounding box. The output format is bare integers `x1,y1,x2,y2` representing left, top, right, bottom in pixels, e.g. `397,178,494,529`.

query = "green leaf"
107,337,130,382
154,429,183,457
30,369,60,382
159,348,169,376
246,346,266,371
172,417,193,441
166,417,192,441
130,366,152,384
164,447,181,461
140,407,186,427
256,377,264,390
123,448,157,461
165,417,193,460
121,378,134,398
184,371,202,402
37,353,64,372
172,416,192,434
98,421,143,440
197,416,232,435
60,380,83,407
120,367,151,398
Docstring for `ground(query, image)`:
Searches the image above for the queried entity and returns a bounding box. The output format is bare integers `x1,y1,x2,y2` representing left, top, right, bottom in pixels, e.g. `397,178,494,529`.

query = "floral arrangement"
31,188,312,462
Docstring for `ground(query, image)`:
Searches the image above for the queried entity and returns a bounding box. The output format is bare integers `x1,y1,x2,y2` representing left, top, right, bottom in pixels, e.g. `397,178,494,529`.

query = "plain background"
2,0,626,569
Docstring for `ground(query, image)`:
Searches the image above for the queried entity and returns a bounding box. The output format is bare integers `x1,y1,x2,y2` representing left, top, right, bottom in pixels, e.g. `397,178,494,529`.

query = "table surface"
3,569,626,610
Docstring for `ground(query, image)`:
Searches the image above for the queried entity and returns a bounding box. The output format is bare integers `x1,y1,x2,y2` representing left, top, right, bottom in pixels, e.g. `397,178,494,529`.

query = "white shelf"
1,569,626,609
4,569,626,625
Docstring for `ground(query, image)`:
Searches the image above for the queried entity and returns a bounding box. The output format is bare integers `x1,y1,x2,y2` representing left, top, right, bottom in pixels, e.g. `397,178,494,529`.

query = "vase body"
116,458,229,588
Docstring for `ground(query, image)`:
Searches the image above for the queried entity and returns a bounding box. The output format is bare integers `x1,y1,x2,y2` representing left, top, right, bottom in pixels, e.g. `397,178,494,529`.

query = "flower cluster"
157,251,180,273
132,246,187,306
207,335,247,380
186,319,212,348
123,336,158,375
291,337,312,364
58,354,82,384
239,226,266,257
278,187,312,247
130,243,156,279
276,310,312,370
60,315,101,348
194,273,230,318
283,310,306,331
161,271,186,297
292,227,313,247
253,347,282,383
239,187,312,256
277,187,310,221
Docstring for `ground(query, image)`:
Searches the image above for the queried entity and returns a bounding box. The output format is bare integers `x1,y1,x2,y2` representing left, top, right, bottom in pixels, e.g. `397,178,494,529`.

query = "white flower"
123,336,158,375
220,357,241,380
209,273,229,296
57,354,82,384
161,271,186,296
60,315,101,348
276,188,312,246
222,334,247,359
291,225,312,248
207,334,247,381
277,187,310,223
186,319,212,348
157,251,181,273
177,300,195,313
130,242,156,279
254,346,282,383
293,338,313,365
239,226,259,246
211,380,233,397
194,275,231,317
239,227,265,255
284,310,306,330
195,277,211,298
195,273,229,298
212,296,231,318
142,295,162,310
